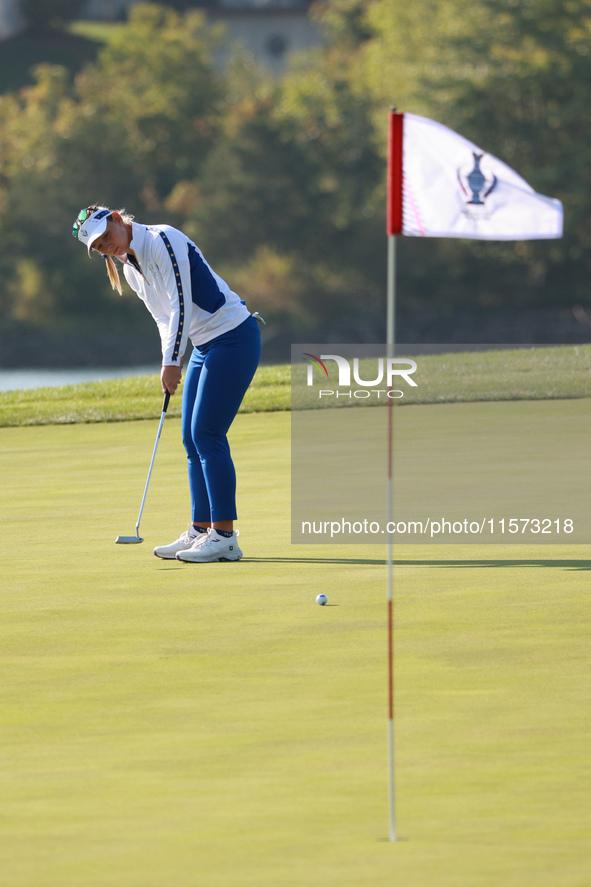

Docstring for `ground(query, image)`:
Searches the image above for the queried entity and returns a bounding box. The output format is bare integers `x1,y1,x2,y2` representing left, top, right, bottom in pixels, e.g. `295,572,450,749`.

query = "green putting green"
0,407,589,886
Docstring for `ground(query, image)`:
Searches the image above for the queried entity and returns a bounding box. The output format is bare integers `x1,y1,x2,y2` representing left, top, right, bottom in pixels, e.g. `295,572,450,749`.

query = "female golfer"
73,205,261,563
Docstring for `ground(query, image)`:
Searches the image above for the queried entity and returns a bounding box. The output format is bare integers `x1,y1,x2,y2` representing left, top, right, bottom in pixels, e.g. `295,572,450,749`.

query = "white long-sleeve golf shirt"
122,222,250,366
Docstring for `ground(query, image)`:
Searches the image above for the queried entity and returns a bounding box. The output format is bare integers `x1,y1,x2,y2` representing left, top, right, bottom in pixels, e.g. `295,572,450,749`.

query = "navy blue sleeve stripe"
159,232,184,362
187,243,226,314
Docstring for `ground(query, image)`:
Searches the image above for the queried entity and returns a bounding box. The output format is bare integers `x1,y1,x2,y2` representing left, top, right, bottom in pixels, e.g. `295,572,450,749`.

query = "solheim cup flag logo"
387,112,563,240
457,153,498,220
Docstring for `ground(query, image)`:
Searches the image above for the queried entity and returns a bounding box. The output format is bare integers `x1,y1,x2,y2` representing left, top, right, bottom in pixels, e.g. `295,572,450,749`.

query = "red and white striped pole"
387,109,404,337
386,108,403,843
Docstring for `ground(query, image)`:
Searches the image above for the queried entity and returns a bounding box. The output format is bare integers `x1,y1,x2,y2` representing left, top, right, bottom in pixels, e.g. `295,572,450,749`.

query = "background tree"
1,0,590,363
182,25,386,339
0,4,222,333
358,0,591,315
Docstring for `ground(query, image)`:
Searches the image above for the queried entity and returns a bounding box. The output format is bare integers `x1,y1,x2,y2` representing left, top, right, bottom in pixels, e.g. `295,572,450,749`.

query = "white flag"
389,112,563,240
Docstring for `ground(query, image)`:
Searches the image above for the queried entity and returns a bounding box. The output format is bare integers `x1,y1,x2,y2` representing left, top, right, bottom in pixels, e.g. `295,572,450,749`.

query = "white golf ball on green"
316,594,327,606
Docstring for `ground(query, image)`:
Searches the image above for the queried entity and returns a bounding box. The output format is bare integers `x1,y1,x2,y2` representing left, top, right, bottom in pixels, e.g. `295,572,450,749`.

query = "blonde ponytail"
104,255,123,295
81,203,134,295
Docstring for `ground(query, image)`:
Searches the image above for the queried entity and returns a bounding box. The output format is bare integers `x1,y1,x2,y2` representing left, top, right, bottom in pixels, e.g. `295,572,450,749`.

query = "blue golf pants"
181,315,261,524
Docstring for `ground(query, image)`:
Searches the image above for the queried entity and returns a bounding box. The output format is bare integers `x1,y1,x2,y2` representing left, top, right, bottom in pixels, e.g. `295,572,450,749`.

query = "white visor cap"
78,208,112,255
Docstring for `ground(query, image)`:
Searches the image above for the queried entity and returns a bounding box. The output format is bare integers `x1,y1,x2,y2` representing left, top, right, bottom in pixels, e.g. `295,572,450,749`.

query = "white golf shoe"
176,529,243,563
153,527,208,560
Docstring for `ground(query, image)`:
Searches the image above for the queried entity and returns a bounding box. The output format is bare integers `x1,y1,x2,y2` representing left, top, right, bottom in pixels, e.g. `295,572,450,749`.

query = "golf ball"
316,594,328,606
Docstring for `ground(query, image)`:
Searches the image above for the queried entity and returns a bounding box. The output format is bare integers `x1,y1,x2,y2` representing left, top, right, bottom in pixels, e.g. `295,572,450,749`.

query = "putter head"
115,535,144,544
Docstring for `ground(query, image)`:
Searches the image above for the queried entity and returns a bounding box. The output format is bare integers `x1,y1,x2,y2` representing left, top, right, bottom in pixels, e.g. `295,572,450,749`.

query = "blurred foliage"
0,0,589,351
356,0,591,314
0,5,221,332
0,30,102,97
184,47,385,338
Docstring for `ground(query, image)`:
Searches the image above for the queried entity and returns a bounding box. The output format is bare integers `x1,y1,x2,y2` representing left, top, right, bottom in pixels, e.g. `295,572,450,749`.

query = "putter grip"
162,391,171,413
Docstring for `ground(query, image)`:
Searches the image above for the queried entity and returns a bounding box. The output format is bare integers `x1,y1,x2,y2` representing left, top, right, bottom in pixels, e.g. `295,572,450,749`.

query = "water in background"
0,366,161,393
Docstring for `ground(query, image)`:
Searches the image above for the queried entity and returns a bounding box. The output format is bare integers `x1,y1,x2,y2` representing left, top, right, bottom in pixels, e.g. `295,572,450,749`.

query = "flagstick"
387,233,396,843
387,235,396,349
386,108,404,841
386,108,402,844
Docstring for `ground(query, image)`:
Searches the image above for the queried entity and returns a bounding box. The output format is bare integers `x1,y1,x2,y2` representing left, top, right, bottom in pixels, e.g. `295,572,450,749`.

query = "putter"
115,390,171,544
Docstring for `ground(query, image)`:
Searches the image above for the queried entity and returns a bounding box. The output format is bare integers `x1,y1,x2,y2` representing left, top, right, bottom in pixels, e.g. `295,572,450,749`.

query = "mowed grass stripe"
0,363,291,427
1,344,591,426
0,406,589,886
